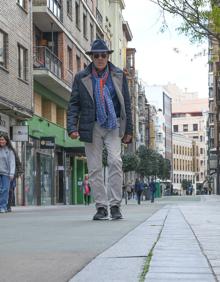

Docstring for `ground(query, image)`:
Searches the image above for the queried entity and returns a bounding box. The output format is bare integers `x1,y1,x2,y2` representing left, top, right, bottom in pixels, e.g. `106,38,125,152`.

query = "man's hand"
122,134,132,144
70,131,80,139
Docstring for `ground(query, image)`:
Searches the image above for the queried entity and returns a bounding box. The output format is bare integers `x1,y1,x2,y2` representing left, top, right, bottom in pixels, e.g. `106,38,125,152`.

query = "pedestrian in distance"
81,174,91,205
7,150,24,212
135,177,145,205
149,178,156,203
67,39,133,220
0,132,15,213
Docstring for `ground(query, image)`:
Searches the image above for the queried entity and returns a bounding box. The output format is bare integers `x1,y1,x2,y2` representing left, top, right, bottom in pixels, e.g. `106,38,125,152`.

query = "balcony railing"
34,46,74,88
33,46,62,78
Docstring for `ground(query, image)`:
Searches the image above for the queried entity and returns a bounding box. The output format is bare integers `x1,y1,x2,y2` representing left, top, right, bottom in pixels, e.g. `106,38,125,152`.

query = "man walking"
67,39,133,220
149,178,156,203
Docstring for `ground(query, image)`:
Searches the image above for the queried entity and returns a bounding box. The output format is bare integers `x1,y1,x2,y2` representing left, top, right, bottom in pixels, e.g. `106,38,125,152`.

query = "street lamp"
215,63,220,195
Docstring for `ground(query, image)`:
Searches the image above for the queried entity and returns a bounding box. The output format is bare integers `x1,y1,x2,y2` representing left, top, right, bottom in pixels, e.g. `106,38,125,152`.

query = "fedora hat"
86,39,114,55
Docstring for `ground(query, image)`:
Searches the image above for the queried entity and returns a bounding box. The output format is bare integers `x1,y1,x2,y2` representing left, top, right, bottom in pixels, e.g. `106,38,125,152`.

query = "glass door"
40,154,52,205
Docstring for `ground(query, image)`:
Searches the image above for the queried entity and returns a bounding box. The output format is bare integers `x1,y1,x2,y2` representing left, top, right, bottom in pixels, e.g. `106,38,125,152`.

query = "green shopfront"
25,115,86,206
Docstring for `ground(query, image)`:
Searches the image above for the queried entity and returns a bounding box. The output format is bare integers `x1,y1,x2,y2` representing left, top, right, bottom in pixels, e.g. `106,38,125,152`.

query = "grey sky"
123,0,208,98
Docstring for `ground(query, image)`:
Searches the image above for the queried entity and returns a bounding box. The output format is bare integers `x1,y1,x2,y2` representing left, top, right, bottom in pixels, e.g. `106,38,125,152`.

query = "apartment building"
23,0,102,206
22,0,134,206
0,0,33,204
173,133,198,194
0,0,134,206
207,38,219,194
172,99,208,192
145,85,173,170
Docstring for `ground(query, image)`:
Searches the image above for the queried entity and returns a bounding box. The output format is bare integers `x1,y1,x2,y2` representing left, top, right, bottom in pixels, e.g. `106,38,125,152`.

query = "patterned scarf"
92,65,117,129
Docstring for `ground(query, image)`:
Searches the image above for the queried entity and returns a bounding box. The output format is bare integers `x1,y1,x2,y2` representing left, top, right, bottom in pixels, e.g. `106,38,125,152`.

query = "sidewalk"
1,196,220,282
0,199,161,282
70,195,220,282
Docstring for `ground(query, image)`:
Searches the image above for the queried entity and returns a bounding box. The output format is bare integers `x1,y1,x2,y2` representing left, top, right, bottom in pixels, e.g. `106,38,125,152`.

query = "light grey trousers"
84,122,122,209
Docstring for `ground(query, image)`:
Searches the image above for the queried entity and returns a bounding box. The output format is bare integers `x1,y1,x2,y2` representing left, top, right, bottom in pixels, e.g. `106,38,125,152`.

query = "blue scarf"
92,65,117,129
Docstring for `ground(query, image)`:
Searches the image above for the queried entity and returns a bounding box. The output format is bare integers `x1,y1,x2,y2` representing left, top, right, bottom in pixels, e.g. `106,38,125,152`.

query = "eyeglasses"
93,53,108,59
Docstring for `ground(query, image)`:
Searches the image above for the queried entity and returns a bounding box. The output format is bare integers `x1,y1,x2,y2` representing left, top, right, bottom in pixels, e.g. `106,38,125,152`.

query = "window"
173,125,178,132
90,23,94,43
17,0,26,10
200,148,203,154
67,0,72,18
183,124,188,132
193,123,198,131
67,46,73,71
76,55,81,71
0,30,8,69
75,1,80,28
83,13,88,38
48,0,61,20
18,44,28,81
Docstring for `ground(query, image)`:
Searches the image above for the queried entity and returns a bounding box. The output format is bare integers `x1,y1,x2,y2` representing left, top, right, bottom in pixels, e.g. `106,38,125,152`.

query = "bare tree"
150,0,220,43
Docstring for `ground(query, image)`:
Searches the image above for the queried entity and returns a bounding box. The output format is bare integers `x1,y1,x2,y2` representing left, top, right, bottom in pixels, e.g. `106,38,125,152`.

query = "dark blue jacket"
67,62,133,143
149,181,156,193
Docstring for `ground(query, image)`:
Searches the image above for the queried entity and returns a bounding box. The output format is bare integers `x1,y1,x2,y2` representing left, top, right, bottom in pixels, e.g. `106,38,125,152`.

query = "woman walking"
81,175,91,205
0,132,15,213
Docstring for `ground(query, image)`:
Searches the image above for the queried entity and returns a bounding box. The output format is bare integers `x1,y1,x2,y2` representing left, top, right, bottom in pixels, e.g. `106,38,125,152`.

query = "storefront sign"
57,166,64,171
40,137,55,149
0,113,9,133
11,125,29,141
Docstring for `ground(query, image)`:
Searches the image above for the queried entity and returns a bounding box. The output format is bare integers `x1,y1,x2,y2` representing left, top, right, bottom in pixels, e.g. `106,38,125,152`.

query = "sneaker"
7,207,12,212
0,208,6,213
93,207,108,220
110,206,122,220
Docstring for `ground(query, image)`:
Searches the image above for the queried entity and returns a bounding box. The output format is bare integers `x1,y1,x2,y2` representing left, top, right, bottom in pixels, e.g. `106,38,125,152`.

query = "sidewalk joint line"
106,256,148,258
139,208,169,282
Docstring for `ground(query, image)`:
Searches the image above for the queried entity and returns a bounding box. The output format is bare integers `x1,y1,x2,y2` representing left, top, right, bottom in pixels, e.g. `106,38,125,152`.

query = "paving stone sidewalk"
70,197,220,282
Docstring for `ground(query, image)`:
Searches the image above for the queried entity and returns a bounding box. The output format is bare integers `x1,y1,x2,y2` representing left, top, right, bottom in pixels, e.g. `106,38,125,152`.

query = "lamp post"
216,90,220,195
215,62,220,195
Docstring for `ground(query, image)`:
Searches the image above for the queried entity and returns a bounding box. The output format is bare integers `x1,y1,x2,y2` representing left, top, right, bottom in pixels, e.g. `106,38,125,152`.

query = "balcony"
33,46,72,100
33,0,63,32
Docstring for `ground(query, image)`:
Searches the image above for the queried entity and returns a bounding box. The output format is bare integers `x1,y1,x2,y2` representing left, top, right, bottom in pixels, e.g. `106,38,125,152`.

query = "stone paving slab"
150,256,210,267
69,257,144,282
70,208,168,282
145,207,215,282
148,266,213,274
145,273,215,282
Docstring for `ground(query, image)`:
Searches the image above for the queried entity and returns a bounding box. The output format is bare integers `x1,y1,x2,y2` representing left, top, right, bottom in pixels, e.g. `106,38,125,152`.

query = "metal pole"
216,69,220,195
22,141,26,206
